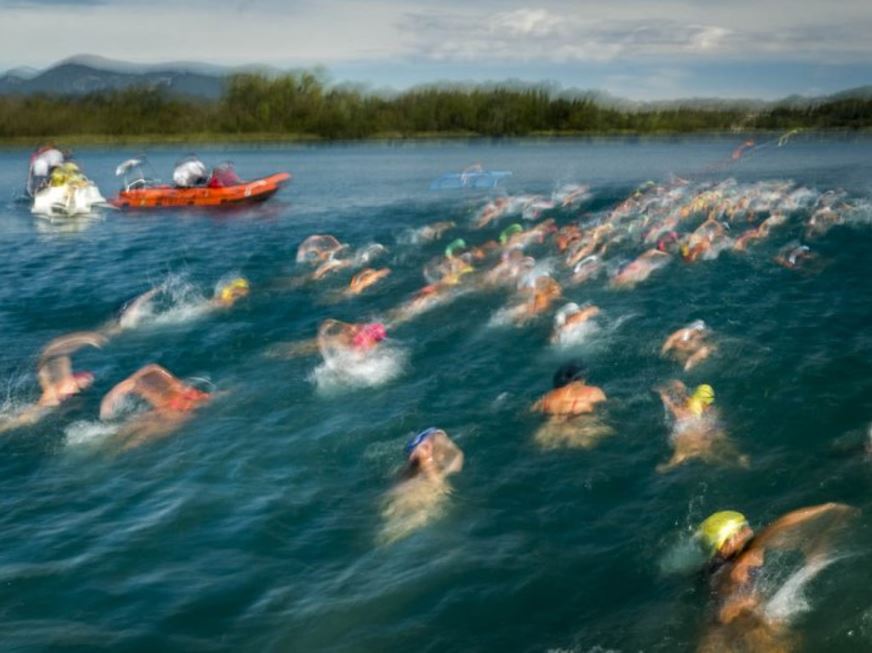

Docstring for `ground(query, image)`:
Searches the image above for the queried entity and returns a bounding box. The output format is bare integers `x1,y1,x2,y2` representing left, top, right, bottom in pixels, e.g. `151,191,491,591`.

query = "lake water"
1,137,871,652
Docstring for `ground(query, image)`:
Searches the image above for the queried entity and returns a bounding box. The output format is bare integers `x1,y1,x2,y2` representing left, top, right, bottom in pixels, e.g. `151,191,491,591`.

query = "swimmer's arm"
717,591,762,625
661,331,685,354
0,404,49,433
655,386,683,415
39,331,107,363
266,338,319,358
683,346,712,371
750,503,857,554
100,378,137,420
443,448,464,476
117,287,160,324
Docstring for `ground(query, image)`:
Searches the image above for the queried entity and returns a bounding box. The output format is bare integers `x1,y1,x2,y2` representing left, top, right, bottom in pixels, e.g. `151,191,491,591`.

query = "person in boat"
172,157,208,188
531,361,611,449
99,364,211,448
0,331,106,433
49,162,87,188
27,144,65,196
380,427,464,544
695,503,857,652
661,320,716,371
206,163,243,189
655,381,746,472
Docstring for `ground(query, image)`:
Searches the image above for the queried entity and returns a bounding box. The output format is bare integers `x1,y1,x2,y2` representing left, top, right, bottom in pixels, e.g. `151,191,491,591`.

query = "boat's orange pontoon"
110,159,291,209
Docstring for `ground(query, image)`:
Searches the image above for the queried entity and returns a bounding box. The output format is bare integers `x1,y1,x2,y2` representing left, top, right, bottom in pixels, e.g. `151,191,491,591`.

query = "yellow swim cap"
218,278,250,303
696,511,749,556
693,384,715,405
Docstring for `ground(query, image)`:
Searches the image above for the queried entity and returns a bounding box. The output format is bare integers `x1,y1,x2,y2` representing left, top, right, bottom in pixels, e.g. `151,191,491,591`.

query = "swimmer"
774,242,815,271
661,320,716,371
380,427,464,544
481,248,535,287
99,364,211,448
550,302,600,345
296,234,347,265
681,215,729,262
503,274,562,325
531,361,611,449
655,381,746,472
695,503,857,652
611,248,671,289
347,267,391,295
317,319,387,363
566,224,611,267
474,197,510,228
413,220,455,242
554,224,582,252
104,277,250,335
0,331,106,432
734,212,789,251
553,184,590,207
213,277,250,307
569,254,605,285
387,275,470,326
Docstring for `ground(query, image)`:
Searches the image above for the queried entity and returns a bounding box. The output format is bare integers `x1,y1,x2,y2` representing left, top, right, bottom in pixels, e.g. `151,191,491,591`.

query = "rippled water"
1,137,871,652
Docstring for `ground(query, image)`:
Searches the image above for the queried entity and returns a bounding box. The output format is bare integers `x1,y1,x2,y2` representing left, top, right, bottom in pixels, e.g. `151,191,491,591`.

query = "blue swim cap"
405,427,439,455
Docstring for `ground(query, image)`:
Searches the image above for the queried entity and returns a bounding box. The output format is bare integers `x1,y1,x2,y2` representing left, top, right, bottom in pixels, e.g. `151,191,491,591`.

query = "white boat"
32,182,108,217
30,162,108,218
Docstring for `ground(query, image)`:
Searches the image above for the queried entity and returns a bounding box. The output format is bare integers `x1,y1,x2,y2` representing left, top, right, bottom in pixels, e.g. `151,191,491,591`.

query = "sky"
1,0,870,100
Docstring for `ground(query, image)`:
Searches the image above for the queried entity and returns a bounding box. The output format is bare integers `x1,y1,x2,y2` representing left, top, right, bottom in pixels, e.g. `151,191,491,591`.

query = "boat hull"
111,173,291,209
31,183,107,217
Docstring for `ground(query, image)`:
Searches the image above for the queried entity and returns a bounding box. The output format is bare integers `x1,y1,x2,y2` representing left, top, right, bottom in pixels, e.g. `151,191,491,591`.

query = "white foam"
764,555,836,623
64,420,119,446
311,345,407,393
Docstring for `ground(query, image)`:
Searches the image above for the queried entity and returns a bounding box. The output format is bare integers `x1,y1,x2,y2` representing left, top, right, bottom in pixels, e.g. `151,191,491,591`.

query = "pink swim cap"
73,371,94,387
352,322,387,348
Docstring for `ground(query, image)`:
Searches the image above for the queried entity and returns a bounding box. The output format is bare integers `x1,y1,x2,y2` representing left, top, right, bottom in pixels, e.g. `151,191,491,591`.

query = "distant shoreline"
1,128,869,149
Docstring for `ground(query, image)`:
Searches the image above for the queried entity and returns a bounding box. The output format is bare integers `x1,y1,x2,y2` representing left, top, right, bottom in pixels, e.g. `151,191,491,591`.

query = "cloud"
400,10,742,62
0,0,104,5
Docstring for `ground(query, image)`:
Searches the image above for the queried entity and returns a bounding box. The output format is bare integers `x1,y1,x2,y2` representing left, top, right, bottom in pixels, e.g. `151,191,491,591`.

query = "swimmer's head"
352,322,387,349
217,277,250,305
553,360,587,388
696,510,752,559
405,426,440,456
554,302,580,327
657,231,679,253
687,384,715,416
72,370,94,390
499,223,523,245
682,320,707,341
444,239,467,258
693,384,715,405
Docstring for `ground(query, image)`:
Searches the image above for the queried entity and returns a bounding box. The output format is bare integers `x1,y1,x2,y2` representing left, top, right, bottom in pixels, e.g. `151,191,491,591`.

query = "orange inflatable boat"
110,159,291,209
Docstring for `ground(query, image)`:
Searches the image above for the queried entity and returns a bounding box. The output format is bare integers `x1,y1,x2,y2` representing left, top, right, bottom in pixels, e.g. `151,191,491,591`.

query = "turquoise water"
1,137,871,652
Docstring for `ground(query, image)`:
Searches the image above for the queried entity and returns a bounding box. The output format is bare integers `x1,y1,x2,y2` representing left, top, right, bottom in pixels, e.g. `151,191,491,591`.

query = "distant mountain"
0,56,228,99
2,55,871,108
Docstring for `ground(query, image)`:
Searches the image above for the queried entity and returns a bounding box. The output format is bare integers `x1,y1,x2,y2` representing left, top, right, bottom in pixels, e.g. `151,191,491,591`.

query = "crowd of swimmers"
2,167,865,650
